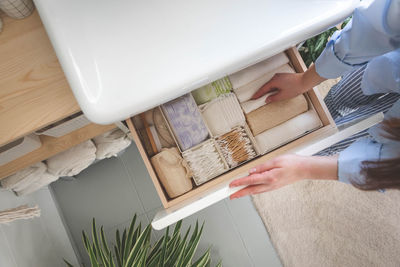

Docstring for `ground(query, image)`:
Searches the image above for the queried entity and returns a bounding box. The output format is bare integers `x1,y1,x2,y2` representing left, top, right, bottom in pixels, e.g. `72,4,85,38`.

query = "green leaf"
158,226,170,266
124,214,137,260
181,222,205,266
114,245,123,267
63,259,74,267
101,226,111,257
191,248,210,267
121,229,127,264
92,219,108,265
109,250,116,267
215,261,222,267
147,236,164,264
124,224,152,267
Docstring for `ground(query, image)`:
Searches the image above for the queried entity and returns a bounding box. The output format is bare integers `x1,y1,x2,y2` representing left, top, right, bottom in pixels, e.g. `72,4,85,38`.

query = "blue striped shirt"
315,0,400,186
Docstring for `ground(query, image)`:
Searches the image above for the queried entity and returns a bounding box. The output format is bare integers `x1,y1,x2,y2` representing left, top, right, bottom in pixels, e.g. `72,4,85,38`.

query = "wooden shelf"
0,123,116,180
0,10,81,147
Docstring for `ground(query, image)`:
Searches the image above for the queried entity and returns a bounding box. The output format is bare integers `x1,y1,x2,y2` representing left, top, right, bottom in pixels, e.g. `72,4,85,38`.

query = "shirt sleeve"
315,0,400,79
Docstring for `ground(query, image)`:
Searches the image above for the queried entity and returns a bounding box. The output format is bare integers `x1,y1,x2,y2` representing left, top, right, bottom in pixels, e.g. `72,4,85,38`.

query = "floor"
51,142,282,267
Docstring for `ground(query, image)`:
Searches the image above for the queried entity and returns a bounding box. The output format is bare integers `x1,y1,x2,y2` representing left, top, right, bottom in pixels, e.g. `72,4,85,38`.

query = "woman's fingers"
251,79,278,100
229,171,277,187
248,158,280,174
230,184,275,199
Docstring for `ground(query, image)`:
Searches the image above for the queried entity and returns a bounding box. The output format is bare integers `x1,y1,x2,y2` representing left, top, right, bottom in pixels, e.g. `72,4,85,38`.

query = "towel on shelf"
0,205,40,224
234,64,295,103
246,94,309,135
93,128,132,160
229,53,289,89
216,126,257,168
183,140,227,185
192,77,232,105
151,147,193,198
240,91,278,114
200,93,245,136
46,140,96,177
255,110,322,154
1,162,46,190
162,94,209,151
15,172,58,196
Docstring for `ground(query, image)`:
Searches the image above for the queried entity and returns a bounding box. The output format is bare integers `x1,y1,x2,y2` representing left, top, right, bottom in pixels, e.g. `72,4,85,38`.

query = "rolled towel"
15,171,58,196
240,91,278,114
1,162,46,190
229,53,289,89
93,129,132,160
255,110,322,154
200,93,246,136
246,94,309,135
234,64,295,103
46,140,96,177
151,147,193,198
192,77,232,105
162,94,209,151
182,140,228,185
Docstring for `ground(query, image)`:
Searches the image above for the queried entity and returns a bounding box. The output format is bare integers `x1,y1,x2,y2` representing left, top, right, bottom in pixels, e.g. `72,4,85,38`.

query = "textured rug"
252,180,400,267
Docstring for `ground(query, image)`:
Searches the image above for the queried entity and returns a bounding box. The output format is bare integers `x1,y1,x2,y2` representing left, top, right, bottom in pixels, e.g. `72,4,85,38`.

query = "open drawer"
126,47,382,229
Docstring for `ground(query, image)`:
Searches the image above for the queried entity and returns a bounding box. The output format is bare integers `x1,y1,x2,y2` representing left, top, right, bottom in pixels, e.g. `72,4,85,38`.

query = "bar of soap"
255,110,322,154
246,94,309,135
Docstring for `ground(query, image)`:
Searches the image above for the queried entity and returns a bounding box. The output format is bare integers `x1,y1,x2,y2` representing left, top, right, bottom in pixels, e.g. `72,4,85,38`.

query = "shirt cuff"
338,138,382,185
315,31,358,79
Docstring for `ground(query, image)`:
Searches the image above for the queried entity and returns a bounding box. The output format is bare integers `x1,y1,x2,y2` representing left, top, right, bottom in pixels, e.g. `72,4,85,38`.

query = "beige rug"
252,180,400,267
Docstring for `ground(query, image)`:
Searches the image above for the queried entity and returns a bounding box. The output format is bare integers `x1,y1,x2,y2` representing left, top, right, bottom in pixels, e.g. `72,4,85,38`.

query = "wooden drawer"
126,47,383,229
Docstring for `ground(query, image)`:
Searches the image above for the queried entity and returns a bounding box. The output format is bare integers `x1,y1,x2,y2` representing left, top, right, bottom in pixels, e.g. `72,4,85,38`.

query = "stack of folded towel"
200,93,245,136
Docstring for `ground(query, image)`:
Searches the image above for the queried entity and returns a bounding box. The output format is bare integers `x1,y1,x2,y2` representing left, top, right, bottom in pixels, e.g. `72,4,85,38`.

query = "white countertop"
34,0,357,124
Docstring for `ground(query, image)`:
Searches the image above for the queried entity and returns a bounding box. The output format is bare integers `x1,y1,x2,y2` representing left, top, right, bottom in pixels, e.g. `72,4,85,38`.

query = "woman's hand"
229,154,338,199
252,64,327,103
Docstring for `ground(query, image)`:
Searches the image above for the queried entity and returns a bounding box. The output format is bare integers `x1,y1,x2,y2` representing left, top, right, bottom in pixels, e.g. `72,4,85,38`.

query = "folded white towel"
200,93,245,136
229,53,289,89
234,64,295,103
93,129,132,160
1,162,46,190
46,140,96,177
15,171,58,196
255,110,322,154
241,91,277,114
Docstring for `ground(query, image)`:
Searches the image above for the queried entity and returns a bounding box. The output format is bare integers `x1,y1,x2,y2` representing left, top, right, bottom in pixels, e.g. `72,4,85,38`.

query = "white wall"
0,187,79,267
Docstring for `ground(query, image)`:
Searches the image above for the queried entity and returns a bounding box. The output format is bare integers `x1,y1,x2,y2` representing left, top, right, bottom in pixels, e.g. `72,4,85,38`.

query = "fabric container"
151,147,193,198
215,126,257,168
246,94,309,135
182,140,227,185
255,110,322,154
161,94,209,151
0,0,34,19
229,52,289,89
200,93,245,136
191,77,232,105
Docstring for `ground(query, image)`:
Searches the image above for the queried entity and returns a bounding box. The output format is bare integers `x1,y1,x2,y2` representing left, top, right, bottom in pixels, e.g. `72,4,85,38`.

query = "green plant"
65,215,221,267
299,17,351,67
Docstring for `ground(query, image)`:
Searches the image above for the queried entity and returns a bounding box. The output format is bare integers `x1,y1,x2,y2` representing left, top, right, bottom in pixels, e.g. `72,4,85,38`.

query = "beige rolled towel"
93,129,132,160
240,91,278,114
1,162,46,190
151,147,193,198
46,140,96,177
200,93,246,136
247,94,309,135
234,64,295,103
255,110,322,154
15,172,58,196
229,53,289,89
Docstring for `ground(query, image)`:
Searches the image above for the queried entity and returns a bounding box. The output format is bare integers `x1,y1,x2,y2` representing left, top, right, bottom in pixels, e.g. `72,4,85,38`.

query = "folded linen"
255,110,322,154
151,147,193,198
246,94,309,135
182,140,227,185
200,93,245,136
216,126,257,168
162,94,209,151
234,64,295,103
241,91,278,114
15,171,58,196
93,129,132,160
46,140,96,177
1,162,46,190
192,77,232,105
229,53,289,89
